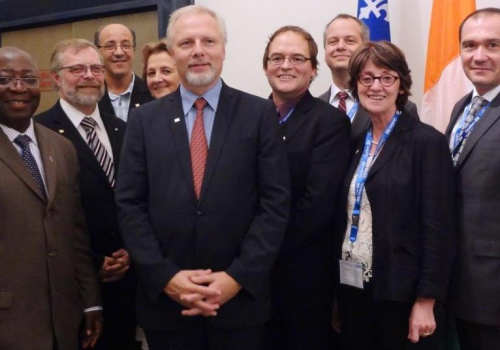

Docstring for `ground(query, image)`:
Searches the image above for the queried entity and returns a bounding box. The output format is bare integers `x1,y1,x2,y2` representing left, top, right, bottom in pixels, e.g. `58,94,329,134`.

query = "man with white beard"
36,39,139,350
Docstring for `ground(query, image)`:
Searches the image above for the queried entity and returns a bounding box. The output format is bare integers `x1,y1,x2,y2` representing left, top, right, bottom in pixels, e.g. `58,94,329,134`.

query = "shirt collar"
0,119,38,145
108,73,136,101
472,84,500,103
329,82,353,105
60,98,104,131
180,78,223,115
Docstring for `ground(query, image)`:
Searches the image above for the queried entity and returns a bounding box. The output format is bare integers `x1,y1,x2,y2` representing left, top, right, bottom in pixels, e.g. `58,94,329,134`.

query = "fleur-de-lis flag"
357,0,391,41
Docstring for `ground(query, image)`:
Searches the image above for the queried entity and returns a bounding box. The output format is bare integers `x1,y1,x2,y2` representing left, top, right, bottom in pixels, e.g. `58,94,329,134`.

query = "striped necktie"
337,91,348,113
81,116,115,187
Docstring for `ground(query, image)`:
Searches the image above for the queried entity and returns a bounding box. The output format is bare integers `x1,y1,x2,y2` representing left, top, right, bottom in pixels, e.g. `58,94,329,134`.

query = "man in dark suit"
115,5,290,350
0,46,102,349
35,39,138,350
319,14,418,142
94,23,153,122
445,8,500,350
262,25,350,350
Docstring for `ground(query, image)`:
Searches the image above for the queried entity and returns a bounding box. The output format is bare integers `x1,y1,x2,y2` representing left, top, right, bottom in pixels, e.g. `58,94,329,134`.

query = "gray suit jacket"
0,123,100,349
319,87,419,142
445,91,500,326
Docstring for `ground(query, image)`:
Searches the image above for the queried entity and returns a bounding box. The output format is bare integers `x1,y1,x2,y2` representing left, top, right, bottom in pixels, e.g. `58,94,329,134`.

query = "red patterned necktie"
191,98,208,199
337,91,348,113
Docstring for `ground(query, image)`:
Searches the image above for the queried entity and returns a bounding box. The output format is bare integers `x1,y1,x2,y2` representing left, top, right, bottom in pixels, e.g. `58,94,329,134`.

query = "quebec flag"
357,0,391,41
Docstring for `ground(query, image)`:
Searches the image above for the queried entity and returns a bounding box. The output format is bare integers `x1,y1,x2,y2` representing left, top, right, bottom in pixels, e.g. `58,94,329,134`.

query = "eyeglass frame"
98,41,135,52
59,64,106,77
267,55,312,66
357,74,399,87
0,76,40,88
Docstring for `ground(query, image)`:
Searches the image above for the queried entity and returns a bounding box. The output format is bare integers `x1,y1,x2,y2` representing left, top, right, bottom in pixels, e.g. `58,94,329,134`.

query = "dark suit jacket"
0,123,101,350
337,111,455,303
319,87,419,142
35,101,137,348
271,91,350,307
446,91,500,326
98,75,153,120
116,82,290,331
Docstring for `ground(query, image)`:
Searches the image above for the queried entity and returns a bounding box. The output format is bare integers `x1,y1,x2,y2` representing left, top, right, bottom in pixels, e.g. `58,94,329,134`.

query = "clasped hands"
164,269,242,317
99,248,130,283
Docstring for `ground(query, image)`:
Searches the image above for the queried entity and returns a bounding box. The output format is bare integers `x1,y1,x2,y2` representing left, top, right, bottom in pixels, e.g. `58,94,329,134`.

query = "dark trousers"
338,284,444,350
456,318,500,350
264,304,340,350
145,320,266,350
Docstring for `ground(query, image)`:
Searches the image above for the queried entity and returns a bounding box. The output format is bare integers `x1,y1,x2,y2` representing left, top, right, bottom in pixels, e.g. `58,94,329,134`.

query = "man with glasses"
262,26,349,350
36,39,139,350
320,14,418,141
94,23,152,122
0,46,102,349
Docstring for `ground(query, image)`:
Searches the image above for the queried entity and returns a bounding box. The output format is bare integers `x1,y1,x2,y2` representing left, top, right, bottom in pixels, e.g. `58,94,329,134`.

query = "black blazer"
116,82,290,331
98,75,153,120
319,87,419,142
337,111,456,303
445,91,500,326
272,91,350,306
35,101,127,269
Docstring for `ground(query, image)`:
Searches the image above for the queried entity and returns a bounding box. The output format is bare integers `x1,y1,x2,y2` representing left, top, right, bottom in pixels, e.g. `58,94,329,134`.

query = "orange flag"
421,0,475,133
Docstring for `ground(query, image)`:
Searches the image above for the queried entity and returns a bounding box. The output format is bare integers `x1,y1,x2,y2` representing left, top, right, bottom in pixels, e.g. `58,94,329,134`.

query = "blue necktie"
14,135,47,200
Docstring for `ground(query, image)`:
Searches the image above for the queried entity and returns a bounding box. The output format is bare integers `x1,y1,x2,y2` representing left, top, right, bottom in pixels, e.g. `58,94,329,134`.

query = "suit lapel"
100,112,124,167
352,107,371,141
456,92,500,169
0,128,46,203
280,91,313,143
445,93,470,140
34,124,56,207
199,83,235,201
166,91,198,201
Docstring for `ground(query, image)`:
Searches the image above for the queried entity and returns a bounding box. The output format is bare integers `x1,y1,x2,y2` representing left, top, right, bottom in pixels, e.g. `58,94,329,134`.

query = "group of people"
0,4,499,350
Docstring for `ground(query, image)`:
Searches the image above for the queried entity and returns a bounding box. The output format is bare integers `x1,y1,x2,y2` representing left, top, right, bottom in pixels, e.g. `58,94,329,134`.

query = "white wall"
195,0,500,110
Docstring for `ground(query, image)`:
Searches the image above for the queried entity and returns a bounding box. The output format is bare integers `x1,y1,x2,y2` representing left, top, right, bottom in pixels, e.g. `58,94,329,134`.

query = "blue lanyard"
348,102,359,121
278,107,294,125
349,111,401,244
451,102,490,157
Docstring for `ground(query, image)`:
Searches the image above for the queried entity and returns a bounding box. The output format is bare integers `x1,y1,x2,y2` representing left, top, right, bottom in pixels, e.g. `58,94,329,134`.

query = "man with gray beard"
36,39,140,350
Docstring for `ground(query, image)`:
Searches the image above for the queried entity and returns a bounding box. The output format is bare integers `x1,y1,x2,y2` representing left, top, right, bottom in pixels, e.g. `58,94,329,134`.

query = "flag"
421,0,475,133
357,0,391,41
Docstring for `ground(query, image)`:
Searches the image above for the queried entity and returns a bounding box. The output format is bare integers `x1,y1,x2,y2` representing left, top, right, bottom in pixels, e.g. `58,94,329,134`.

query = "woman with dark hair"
336,41,455,350
141,40,179,98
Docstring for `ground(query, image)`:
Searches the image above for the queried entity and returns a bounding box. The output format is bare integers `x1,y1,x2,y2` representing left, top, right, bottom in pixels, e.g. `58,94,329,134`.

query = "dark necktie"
14,135,47,199
191,98,208,199
337,91,348,113
452,96,488,165
80,116,115,187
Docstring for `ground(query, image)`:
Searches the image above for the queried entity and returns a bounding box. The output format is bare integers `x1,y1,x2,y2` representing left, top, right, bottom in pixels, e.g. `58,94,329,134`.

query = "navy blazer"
337,111,456,303
272,90,350,306
116,82,290,330
446,91,500,326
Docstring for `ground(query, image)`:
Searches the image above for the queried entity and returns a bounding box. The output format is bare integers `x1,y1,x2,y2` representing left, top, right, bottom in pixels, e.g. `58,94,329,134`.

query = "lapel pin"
58,129,65,134
355,149,360,154
115,127,119,131
49,155,54,162
174,118,180,123
135,103,140,107
283,136,286,141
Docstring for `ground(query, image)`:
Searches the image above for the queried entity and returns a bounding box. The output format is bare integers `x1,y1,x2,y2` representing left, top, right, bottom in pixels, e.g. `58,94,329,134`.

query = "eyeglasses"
98,42,135,52
59,65,105,77
267,55,311,66
0,76,40,88
358,74,399,87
